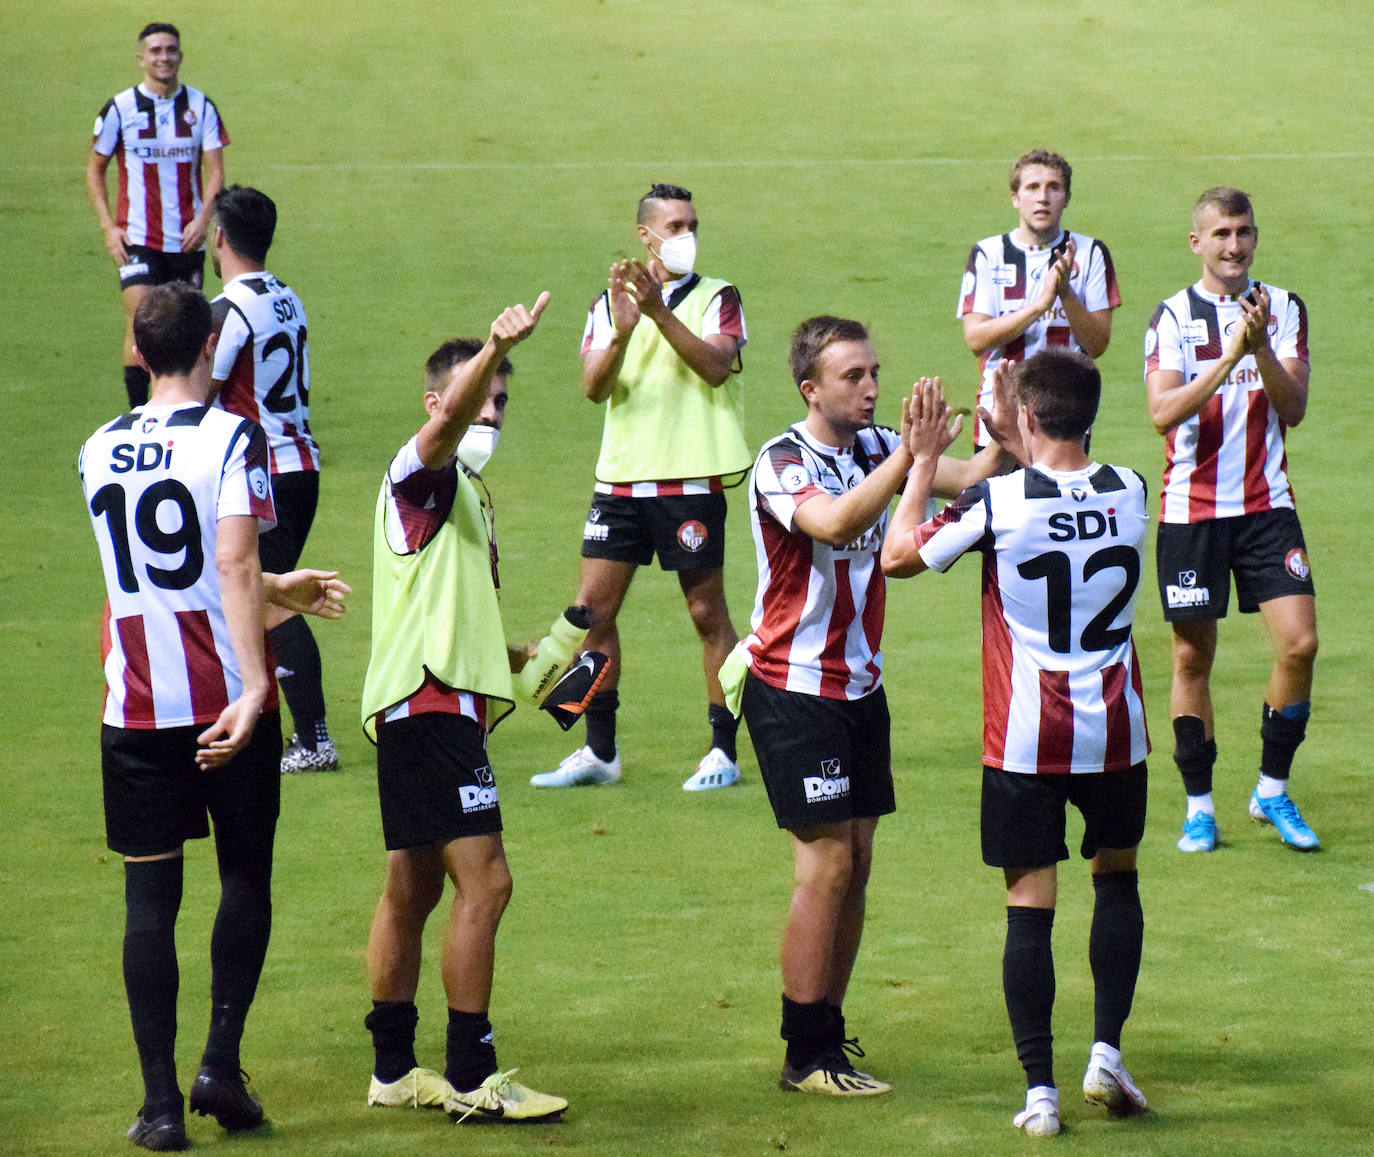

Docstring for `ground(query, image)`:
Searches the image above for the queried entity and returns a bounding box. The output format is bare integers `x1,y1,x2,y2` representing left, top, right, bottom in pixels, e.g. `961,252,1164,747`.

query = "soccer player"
884,348,1150,1136
360,296,567,1124
80,282,348,1150
740,317,1006,1096
1145,187,1318,854
532,183,749,791
87,23,228,409
958,149,1120,447
210,185,337,774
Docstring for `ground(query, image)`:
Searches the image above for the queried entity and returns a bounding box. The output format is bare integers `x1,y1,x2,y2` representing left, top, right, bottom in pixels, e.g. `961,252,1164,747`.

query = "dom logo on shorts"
677,520,708,552
803,758,850,802
583,507,608,542
1285,548,1310,581
1166,569,1210,609
459,766,499,813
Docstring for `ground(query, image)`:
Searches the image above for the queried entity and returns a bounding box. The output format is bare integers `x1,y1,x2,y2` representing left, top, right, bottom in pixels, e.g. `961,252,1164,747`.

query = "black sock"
780,994,831,1068
1260,702,1309,781
270,616,326,748
365,1001,419,1082
204,828,274,1073
446,1009,497,1092
1003,906,1056,1090
1172,715,1216,797
124,858,184,1112
584,689,619,762
1090,872,1142,1050
124,364,151,409
708,703,739,762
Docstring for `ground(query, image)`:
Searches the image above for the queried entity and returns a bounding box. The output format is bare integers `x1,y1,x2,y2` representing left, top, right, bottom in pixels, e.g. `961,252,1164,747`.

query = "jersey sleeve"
1144,302,1182,378
917,483,991,573
219,420,276,528
1275,290,1309,363
210,298,250,380
1080,237,1122,311
202,95,228,149
92,97,120,156
702,284,747,347
957,243,995,319
581,292,613,355
754,439,823,531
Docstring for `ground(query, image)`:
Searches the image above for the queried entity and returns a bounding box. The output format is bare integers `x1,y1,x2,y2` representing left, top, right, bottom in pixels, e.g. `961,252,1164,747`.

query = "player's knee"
1280,627,1318,671
385,868,444,917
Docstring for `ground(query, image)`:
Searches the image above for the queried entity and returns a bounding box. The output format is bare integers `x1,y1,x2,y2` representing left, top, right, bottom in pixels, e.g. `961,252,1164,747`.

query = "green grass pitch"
3,1,1374,1152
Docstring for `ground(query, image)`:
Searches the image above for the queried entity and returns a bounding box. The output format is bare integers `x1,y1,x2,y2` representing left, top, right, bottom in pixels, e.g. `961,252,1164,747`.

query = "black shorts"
1157,508,1314,621
743,672,895,830
580,491,727,571
981,762,1147,869
101,712,282,858
376,713,503,850
119,244,206,291
258,471,319,573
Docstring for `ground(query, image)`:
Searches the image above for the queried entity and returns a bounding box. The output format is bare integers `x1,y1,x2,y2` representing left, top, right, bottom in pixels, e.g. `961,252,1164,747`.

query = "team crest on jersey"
249,466,270,500
803,758,850,802
129,111,151,132
677,520,708,552
779,463,809,494
182,107,198,127
1285,548,1310,581
140,415,160,434
1071,487,1087,502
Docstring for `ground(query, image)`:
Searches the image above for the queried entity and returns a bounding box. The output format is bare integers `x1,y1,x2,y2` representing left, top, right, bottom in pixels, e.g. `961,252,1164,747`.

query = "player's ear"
131,346,151,373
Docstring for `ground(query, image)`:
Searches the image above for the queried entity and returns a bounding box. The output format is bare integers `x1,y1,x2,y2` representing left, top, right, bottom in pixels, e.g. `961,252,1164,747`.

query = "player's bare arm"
85,150,129,265
417,292,549,468
263,569,351,627
791,404,915,548
582,263,637,402
883,381,963,578
1245,286,1309,426
180,147,224,252
962,247,1069,356
621,258,737,387
1146,316,1249,434
197,514,270,769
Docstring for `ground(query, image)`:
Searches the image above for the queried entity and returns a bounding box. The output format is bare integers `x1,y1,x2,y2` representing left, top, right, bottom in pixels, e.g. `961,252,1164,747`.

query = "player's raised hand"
1239,284,1273,352
980,363,1029,465
490,291,551,351
906,377,961,462
621,259,666,321
1052,236,1077,290
608,261,641,334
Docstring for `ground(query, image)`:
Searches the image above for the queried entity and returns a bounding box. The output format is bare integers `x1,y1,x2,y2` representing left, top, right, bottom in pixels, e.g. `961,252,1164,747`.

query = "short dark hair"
1193,186,1253,225
138,23,180,42
637,183,693,224
133,282,211,376
424,339,514,391
788,316,869,386
1013,348,1100,441
214,185,276,263
1009,149,1072,200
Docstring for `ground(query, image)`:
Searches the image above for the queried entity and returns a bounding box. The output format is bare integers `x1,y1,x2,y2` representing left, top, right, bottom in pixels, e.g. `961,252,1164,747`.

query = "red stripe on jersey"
143,162,164,250
1004,333,1026,363
219,345,261,427
278,420,316,474
1190,394,1224,520
1243,391,1272,515
177,161,194,237
750,518,812,687
1101,661,1131,769
177,609,230,720
716,286,745,340
1045,325,1072,347
980,562,1012,768
1100,242,1122,309
1036,669,1074,773
116,150,130,231
818,558,856,698
1129,642,1150,752
116,616,157,726
860,560,885,687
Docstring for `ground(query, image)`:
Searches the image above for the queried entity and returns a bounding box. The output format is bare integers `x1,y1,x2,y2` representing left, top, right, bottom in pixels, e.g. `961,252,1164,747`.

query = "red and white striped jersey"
377,435,487,727
79,402,278,729
212,272,319,475
958,230,1120,444
916,463,1150,775
1145,281,1308,524
743,423,900,701
91,84,228,253
583,274,746,497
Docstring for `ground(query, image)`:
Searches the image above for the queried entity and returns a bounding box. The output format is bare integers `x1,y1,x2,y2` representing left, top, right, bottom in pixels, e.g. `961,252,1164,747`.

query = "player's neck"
1028,436,1090,473
148,359,215,408
1199,270,1251,298
218,251,267,284
802,412,857,450
141,76,180,99
1013,223,1063,250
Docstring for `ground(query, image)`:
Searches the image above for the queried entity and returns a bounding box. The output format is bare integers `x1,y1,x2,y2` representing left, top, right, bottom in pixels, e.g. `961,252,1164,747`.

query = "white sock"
1256,774,1287,800
1185,793,1215,819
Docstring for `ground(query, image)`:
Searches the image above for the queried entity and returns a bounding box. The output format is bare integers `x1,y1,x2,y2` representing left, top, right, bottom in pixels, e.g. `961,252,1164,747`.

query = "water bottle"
514,605,593,704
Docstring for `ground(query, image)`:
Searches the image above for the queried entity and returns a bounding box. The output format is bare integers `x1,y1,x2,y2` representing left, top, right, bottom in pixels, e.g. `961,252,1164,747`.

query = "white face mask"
647,228,697,276
456,423,500,473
